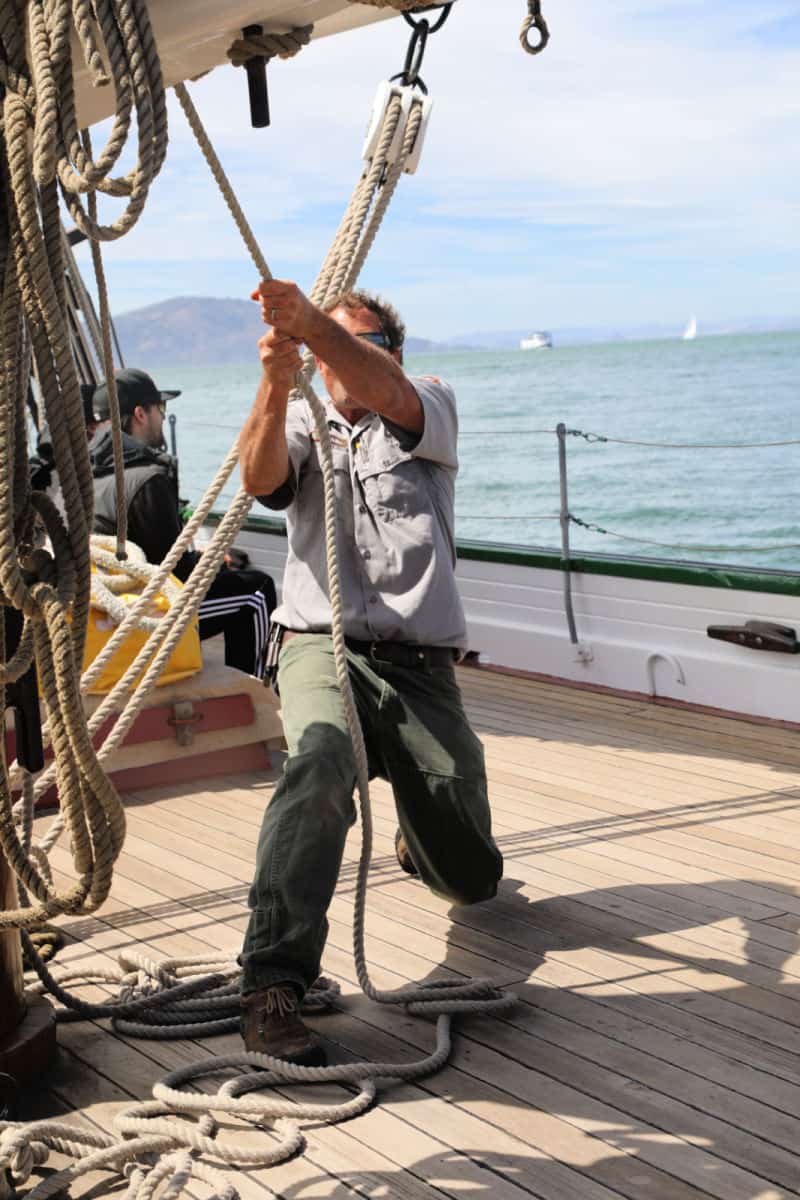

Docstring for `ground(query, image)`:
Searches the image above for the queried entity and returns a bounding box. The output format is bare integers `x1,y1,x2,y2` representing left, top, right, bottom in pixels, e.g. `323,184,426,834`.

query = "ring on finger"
270,307,279,323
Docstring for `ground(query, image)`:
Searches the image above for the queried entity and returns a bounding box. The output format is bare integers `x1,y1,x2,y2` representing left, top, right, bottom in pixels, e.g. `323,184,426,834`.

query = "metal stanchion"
556,422,579,646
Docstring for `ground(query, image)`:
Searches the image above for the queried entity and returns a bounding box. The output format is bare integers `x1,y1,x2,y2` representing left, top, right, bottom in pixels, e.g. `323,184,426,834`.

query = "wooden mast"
0,847,56,1114
0,849,25,1039
0,693,57,1111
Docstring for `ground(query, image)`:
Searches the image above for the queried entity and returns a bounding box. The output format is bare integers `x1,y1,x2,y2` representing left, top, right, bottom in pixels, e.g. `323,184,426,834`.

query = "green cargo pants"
240,633,503,997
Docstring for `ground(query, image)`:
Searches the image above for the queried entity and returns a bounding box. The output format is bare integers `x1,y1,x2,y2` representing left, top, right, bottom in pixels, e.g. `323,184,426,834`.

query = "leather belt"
282,629,456,669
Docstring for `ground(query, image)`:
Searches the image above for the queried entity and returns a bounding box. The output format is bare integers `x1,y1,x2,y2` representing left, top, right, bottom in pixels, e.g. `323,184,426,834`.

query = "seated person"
29,381,98,507
90,368,276,678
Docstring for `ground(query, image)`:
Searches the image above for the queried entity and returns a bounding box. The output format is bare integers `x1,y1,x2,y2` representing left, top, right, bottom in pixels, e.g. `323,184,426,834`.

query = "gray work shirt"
258,376,467,649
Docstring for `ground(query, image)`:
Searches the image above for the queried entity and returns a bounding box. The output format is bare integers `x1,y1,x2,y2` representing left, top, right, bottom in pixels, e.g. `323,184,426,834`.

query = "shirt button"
369,595,378,605
359,504,367,514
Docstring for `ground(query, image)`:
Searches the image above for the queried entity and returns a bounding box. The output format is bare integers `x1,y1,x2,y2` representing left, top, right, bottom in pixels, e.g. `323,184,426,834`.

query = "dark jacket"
90,430,198,580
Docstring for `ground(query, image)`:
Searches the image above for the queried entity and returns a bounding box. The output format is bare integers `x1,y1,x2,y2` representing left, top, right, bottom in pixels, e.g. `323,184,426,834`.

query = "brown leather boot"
240,985,327,1066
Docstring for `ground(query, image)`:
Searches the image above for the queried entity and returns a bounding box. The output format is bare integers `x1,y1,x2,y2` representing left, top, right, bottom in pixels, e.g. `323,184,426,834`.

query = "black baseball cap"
92,368,180,421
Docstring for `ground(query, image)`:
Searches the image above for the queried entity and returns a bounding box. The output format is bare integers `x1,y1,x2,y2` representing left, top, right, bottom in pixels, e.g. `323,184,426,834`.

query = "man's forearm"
306,309,422,431
239,376,291,496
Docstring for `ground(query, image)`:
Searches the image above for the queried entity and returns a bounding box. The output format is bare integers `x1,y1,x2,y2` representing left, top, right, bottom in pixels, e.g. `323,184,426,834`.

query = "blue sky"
78,0,800,340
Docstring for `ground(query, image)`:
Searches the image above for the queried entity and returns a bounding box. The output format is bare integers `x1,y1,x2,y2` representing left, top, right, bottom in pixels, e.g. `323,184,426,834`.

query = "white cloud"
75,0,800,335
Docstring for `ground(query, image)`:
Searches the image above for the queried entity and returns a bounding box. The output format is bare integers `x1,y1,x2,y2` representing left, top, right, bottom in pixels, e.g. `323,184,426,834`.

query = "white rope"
89,536,182,633
0,0,176,933
3,68,514,1200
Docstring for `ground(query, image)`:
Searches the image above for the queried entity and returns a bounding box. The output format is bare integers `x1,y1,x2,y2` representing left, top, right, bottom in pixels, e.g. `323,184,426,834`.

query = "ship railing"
188,416,800,649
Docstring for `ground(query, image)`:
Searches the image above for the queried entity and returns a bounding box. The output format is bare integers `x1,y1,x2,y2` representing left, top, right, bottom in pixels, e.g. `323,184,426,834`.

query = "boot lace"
256,985,298,1034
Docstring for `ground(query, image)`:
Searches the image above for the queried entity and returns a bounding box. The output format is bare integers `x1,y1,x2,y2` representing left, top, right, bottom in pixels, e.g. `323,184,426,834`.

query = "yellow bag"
83,541,202,695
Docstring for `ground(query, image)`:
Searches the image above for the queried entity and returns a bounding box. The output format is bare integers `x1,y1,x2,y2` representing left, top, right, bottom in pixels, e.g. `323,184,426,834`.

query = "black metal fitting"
242,24,270,128
390,3,453,94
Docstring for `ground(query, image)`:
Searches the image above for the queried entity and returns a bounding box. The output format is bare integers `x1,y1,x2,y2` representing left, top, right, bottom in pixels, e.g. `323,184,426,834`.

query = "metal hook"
646,652,686,698
402,4,453,35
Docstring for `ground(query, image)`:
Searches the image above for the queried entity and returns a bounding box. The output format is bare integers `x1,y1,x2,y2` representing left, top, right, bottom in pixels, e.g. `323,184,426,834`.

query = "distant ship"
682,315,697,341
520,330,553,350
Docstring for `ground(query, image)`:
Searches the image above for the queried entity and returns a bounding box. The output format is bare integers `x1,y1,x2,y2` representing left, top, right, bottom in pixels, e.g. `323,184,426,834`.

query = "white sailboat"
682,314,698,340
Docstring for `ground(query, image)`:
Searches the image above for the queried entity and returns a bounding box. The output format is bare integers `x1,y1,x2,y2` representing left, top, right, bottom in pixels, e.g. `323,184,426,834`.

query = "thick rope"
226,26,313,69
3,70,513,1199
347,1,440,9
0,0,177,936
89,537,182,633
6,441,242,812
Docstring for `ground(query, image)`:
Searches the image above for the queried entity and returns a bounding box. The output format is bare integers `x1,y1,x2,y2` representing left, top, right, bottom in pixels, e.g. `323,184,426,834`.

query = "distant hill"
111,297,800,366
112,296,445,367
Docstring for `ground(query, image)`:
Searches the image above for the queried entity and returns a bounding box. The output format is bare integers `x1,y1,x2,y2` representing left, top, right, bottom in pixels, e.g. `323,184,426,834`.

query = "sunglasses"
356,330,390,350
153,400,167,415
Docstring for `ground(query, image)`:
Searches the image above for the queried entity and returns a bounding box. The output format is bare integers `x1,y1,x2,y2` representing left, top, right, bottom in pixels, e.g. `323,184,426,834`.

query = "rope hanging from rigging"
520,0,550,55
1,41,515,1199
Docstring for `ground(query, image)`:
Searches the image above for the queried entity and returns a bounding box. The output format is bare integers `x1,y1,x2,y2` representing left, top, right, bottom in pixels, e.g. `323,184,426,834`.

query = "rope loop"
227,25,313,68
520,0,550,55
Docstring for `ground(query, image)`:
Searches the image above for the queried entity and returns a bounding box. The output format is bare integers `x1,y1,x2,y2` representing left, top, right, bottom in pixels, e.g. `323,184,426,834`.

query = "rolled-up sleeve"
408,377,458,469
256,401,312,511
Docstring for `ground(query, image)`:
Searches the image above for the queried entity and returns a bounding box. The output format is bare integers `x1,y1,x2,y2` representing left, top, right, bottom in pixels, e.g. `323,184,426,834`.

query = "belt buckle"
368,641,383,664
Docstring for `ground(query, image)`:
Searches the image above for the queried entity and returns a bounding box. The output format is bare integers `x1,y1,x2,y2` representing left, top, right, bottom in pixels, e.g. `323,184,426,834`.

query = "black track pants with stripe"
198,567,276,679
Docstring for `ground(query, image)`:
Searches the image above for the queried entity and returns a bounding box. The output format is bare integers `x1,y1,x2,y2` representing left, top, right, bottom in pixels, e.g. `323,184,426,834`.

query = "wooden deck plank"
121,790,800,1004
23,668,800,1199
45,892,729,1200
460,686,800,773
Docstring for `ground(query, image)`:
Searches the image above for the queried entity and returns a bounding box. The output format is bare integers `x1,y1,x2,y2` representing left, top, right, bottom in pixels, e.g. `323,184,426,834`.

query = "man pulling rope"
237,279,505,1063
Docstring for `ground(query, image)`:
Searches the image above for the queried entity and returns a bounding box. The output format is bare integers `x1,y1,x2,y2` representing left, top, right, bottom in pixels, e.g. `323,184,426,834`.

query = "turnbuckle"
390,3,453,95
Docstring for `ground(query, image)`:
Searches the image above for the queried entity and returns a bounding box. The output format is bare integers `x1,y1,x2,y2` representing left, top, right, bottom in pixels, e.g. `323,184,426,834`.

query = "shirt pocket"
305,441,351,493
358,442,428,520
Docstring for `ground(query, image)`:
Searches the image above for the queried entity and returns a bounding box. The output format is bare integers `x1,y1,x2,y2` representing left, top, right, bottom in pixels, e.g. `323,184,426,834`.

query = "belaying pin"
243,25,270,127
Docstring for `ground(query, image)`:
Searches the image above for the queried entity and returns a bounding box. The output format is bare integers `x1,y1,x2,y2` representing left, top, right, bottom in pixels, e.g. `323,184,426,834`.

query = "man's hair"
322,290,406,361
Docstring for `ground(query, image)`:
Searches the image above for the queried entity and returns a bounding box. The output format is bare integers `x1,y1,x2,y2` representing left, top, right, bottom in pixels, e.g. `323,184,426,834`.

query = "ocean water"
152,330,800,572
